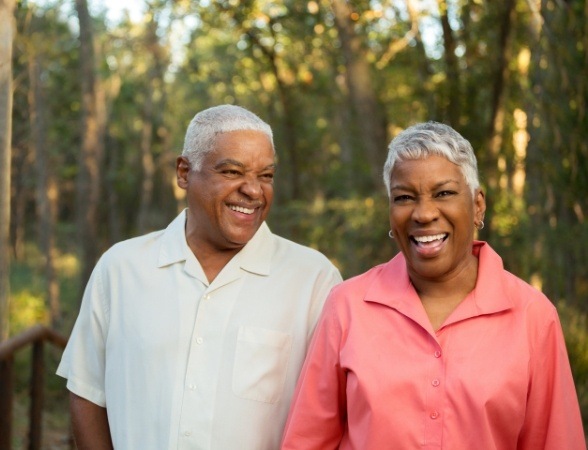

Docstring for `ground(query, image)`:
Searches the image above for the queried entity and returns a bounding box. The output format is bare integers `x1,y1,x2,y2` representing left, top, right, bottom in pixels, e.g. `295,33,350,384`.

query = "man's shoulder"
100,228,166,266
270,233,336,268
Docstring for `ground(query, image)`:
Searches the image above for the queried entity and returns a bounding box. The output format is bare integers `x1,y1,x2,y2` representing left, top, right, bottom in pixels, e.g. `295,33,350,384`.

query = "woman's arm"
70,392,114,450
518,305,586,449
281,297,347,449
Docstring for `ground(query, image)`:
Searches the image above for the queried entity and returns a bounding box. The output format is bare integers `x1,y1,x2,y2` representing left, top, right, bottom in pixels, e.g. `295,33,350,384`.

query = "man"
57,105,342,449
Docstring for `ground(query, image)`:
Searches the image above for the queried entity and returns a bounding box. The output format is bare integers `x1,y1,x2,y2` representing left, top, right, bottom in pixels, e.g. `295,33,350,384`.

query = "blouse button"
432,379,440,387
434,350,442,358
430,410,439,420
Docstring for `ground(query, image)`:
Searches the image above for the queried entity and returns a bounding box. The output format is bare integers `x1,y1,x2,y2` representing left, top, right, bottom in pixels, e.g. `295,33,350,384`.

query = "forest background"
0,0,587,445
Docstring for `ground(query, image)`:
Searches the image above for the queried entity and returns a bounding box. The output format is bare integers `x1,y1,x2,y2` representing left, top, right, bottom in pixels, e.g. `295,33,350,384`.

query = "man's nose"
239,175,262,198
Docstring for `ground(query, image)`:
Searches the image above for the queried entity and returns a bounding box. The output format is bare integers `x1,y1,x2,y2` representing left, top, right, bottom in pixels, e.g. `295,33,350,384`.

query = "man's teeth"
230,205,255,215
414,234,446,243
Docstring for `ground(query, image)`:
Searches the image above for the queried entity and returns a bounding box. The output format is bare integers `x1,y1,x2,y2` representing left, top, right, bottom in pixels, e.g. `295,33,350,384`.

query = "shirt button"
434,350,442,358
204,294,210,300
432,379,440,387
430,410,440,420
196,337,203,344
184,431,191,436
188,384,196,390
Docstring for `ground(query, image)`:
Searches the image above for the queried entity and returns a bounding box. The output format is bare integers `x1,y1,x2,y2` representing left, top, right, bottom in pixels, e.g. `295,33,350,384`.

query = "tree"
27,31,61,326
0,0,16,341
331,0,388,190
75,0,104,290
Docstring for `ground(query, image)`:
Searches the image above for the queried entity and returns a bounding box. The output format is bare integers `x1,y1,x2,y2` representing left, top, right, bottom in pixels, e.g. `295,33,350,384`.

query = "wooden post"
29,340,44,450
0,356,14,449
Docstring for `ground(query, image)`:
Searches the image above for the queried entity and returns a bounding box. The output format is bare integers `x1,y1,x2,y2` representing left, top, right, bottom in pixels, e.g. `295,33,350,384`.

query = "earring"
388,230,394,239
476,220,485,230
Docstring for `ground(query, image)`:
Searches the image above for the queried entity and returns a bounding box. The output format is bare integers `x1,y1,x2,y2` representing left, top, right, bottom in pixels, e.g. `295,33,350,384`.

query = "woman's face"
388,155,486,282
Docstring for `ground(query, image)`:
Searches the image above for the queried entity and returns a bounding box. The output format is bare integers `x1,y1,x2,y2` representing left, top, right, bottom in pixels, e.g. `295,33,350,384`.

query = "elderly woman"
281,122,585,449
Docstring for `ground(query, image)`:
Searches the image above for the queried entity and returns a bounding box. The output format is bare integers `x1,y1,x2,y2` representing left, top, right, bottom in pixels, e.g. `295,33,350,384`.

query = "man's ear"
176,156,190,190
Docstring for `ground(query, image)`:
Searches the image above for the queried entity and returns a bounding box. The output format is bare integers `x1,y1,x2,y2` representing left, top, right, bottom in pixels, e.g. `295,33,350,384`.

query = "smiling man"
57,105,342,450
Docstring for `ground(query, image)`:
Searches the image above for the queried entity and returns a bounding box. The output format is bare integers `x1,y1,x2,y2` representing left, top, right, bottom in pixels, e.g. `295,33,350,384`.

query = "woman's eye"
437,190,456,198
393,195,413,203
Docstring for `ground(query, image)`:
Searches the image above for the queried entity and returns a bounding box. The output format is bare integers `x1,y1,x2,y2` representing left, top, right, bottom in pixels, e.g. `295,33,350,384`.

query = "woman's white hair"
182,104,274,170
383,121,480,196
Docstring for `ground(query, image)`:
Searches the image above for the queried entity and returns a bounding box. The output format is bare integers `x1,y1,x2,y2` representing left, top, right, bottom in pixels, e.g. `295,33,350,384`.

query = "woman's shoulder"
500,269,558,322
327,259,400,310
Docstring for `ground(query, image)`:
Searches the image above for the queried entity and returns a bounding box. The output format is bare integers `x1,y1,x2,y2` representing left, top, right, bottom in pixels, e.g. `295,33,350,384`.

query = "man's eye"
222,169,241,176
260,173,274,181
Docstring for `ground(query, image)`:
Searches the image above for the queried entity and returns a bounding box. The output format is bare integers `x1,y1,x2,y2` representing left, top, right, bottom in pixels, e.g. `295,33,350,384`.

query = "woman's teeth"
413,233,446,244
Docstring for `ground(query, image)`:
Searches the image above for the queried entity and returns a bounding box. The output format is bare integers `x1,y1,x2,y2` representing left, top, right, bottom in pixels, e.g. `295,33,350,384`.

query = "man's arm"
69,392,114,450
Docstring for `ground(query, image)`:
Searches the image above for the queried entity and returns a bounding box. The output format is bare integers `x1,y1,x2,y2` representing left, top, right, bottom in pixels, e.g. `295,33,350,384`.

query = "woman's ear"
474,189,486,223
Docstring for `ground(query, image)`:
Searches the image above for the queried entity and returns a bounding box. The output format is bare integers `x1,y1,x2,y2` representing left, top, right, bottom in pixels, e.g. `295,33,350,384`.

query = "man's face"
177,129,276,254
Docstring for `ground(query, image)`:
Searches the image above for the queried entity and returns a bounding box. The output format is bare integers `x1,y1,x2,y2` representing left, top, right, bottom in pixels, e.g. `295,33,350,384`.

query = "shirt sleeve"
518,301,586,449
56,256,109,407
281,292,348,450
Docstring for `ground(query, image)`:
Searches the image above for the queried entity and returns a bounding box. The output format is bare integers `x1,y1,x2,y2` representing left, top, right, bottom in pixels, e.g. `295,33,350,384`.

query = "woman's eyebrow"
390,179,460,191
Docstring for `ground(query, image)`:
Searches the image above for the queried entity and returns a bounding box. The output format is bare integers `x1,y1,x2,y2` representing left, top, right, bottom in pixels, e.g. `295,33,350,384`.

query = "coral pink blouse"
281,242,586,450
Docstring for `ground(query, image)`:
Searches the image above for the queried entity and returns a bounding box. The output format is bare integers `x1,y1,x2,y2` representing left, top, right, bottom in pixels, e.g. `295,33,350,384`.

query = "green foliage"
7,0,588,437
270,194,395,278
558,302,588,430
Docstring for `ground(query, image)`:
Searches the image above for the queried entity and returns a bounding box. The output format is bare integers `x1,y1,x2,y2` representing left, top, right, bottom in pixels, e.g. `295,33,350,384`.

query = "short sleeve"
56,256,110,407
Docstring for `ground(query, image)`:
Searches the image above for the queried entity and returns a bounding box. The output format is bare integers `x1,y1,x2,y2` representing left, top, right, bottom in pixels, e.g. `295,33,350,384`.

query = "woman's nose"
412,198,439,223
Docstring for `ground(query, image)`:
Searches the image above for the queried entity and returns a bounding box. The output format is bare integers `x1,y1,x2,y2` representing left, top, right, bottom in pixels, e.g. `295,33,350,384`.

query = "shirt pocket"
232,326,293,404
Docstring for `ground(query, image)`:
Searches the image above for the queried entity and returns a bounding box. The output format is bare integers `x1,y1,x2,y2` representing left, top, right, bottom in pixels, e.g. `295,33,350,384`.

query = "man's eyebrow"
214,159,277,170
214,159,245,169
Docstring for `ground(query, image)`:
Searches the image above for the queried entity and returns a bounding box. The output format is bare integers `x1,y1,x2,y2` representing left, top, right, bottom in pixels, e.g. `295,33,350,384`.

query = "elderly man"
57,105,342,449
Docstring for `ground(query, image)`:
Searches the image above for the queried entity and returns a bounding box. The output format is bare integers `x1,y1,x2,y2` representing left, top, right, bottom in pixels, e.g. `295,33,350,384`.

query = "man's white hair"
182,104,274,170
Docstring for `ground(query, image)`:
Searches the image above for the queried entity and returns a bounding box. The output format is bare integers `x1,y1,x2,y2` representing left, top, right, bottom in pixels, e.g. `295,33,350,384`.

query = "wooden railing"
0,325,69,450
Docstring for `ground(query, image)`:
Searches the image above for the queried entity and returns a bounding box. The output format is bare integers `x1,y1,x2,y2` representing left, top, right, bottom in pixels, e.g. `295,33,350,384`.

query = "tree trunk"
406,0,435,114
482,0,515,238
137,15,159,234
75,0,103,291
437,0,460,126
487,0,515,157
331,0,387,191
246,29,301,200
0,0,16,341
28,51,61,326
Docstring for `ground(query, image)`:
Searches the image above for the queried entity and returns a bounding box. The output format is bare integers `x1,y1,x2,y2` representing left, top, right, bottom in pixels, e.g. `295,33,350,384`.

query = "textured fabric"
57,210,342,450
281,241,585,450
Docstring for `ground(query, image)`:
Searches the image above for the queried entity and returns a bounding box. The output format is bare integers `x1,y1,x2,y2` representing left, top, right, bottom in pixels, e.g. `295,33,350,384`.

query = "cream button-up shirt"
57,210,342,450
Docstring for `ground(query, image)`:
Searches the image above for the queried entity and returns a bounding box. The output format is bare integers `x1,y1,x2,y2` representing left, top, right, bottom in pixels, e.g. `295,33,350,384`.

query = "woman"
281,122,585,449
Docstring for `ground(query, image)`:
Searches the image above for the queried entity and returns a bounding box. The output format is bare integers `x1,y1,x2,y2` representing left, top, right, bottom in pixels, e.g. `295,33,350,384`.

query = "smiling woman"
280,122,586,450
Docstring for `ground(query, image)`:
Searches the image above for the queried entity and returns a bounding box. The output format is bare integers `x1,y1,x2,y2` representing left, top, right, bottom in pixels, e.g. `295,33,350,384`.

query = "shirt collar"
157,209,273,277
364,241,514,322
157,210,189,268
